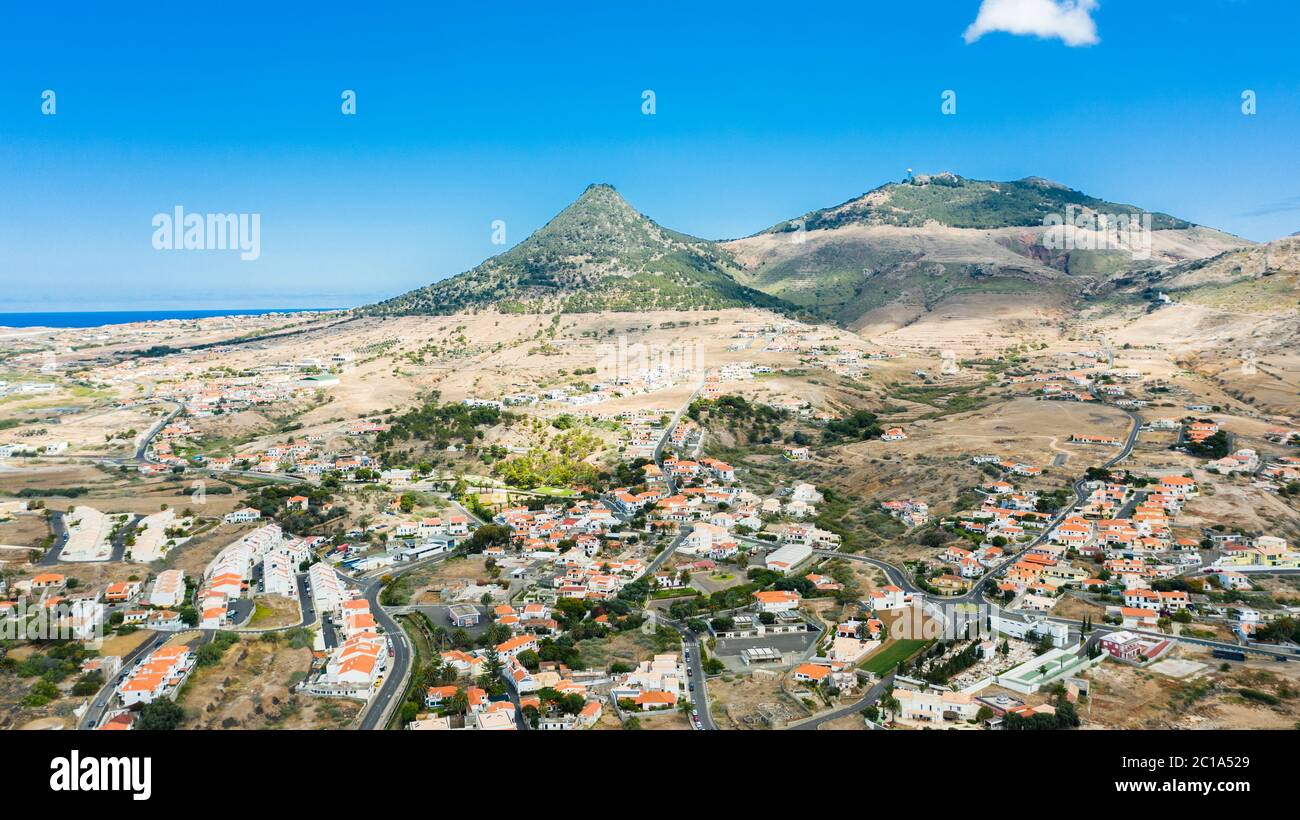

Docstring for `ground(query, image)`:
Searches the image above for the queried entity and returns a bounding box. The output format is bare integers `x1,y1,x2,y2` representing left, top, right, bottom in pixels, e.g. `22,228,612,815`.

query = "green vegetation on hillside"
375,393,507,454
822,409,883,444
363,184,800,317
765,174,1192,233
493,428,603,489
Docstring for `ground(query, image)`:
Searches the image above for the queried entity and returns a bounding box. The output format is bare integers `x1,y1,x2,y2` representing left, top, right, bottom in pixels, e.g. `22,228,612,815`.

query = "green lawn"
651,588,699,600
532,486,578,497
861,638,932,675
248,603,274,625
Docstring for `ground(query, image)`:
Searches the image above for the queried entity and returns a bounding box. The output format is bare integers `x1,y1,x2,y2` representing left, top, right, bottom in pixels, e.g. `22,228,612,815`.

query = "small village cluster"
199,524,317,628
466,352,703,412
112,355,347,416
3,295,1300,742
149,424,384,479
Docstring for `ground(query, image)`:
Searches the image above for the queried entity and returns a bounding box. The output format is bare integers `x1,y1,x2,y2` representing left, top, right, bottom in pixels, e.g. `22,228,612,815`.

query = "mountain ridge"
754,172,1196,235
721,173,1250,326
365,174,1254,326
363,184,799,317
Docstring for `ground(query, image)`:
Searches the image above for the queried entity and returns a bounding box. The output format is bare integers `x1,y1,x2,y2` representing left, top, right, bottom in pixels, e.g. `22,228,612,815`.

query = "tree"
195,643,225,667
465,524,510,553
445,689,469,715
22,679,60,708
476,647,506,696
919,529,947,549
136,698,185,730
879,690,900,718
71,671,104,696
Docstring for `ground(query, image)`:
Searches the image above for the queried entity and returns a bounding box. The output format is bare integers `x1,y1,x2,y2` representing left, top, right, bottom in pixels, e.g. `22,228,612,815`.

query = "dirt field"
97,629,155,658
574,630,662,672
838,396,1133,469
160,520,260,578
595,706,690,730
0,467,245,532
0,513,50,551
1053,594,1108,624
0,675,80,730
1083,646,1300,729
12,405,161,456
404,555,492,603
813,712,872,730
6,557,151,595
0,463,124,495
177,636,359,729
1178,479,1300,542
243,594,302,630
708,670,811,729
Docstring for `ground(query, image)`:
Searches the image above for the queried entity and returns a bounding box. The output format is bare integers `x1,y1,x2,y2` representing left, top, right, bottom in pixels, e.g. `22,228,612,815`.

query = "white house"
765,542,812,574
149,569,186,608
754,589,801,613
868,585,908,611
223,507,262,524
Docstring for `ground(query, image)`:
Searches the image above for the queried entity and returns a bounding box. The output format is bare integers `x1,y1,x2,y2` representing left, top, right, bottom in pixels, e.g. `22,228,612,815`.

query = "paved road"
348,550,456,730
295,572,317,627
90,398,305,495
808,547,923,595
655,614,718,730
77,630,165,729
601,391,700,584
353,571,409,730
135,402,183,462
646,526,691,577
788,672,892,731
1043,615,1298,661
40,509,140,566
503,678,531,730
202,468,305,485
108,514,142,562
39,510,69,565
654,384,703,495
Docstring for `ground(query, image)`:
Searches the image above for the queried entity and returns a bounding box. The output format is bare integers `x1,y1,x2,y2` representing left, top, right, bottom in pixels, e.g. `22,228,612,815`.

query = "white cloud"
963,0,1100,47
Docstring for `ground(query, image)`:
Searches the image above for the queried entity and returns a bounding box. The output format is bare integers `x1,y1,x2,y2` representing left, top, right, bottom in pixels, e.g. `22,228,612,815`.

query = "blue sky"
2,1,1298,311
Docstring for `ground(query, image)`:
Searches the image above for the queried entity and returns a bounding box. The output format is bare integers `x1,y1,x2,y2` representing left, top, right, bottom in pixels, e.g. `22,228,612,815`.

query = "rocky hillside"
724,173,1249,326
754,173,1194,232
365,174,1254,330
1121,235,1300,314
364,184,797,317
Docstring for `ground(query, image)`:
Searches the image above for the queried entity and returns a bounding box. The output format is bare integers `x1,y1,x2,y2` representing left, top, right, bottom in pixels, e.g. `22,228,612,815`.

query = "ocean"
0,308,338,329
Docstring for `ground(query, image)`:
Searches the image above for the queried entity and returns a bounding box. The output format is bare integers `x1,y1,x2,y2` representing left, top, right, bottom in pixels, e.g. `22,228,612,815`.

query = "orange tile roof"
794,663,832,680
